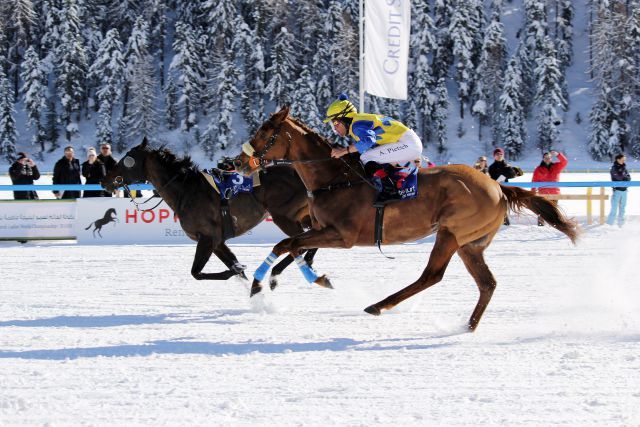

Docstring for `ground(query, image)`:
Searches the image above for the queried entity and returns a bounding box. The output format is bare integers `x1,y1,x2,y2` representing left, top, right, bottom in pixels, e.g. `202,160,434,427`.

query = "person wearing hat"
81,147,107,197
489,147,522,225
532,150,568,226
473,155,489,175
324,93,423,203
53,146,82,199
9,152,40,200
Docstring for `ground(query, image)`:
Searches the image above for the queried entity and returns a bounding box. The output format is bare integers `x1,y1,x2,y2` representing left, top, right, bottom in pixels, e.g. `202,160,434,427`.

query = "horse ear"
140,137,149,149
273,105,290,123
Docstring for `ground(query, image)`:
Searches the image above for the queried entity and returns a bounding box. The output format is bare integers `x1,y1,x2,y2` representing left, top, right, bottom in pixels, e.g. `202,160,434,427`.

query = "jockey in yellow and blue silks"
325,93,423,201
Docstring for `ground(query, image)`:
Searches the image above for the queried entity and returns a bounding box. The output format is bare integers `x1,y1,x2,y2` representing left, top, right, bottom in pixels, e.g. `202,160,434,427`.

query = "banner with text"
75,198,286,245
364,0,411,100
0,200,76,240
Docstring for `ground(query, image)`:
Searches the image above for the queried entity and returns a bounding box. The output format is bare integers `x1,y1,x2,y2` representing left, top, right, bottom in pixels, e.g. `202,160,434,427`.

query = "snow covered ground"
1,220,639,425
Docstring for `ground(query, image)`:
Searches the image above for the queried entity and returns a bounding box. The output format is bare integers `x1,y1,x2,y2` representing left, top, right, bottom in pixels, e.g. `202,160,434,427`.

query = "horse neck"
283,120,353,191
144,152,189,212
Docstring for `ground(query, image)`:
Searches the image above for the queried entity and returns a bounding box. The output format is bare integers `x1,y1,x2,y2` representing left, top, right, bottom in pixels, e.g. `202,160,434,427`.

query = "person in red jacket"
532,150,568,225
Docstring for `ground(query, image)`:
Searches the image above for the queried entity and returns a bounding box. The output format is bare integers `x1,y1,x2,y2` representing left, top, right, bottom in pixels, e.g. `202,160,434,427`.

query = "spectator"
82,147,107,197
606,153,631,227
97,143,118,197
473,156,489,175
489,147,523,225
53,146,81,199
414,156,436,168
9,152,40,200
532,151,568,226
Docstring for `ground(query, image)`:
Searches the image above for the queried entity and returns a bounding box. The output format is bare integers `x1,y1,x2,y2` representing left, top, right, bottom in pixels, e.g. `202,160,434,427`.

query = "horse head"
234,106,292,176
101,137,151,192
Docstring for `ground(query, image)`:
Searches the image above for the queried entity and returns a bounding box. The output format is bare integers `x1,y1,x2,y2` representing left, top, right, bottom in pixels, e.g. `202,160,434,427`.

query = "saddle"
372,164,420,257
200,165,261,241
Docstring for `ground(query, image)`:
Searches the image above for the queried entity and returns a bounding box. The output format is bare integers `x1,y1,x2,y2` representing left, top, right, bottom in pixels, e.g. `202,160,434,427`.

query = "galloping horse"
85,207,118,238
233,107,579,331
102,138,319,287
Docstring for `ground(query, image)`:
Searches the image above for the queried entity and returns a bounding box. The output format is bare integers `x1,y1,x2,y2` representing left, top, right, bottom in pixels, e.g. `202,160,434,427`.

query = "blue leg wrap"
296,255,319,283
254,252,277,282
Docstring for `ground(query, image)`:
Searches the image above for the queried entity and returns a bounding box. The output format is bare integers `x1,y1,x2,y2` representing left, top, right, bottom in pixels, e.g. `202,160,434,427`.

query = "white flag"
364,0,411,100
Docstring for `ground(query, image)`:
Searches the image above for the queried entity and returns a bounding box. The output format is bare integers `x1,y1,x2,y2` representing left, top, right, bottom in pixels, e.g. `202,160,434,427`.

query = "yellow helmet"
323,93,357,123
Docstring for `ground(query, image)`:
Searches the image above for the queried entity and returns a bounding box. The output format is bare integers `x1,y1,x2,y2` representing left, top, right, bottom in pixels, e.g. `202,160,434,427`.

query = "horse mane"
153,145,199,176
287,116,332,148
287,115,364,174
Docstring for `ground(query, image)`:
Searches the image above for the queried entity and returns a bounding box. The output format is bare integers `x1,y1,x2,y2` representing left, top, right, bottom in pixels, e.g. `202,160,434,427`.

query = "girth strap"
220,199,235,240
374,205,395,260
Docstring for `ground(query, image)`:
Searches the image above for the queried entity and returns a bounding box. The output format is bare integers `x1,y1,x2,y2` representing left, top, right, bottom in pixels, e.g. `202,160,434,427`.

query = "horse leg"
191,237,238,281
269,249,318,291
251,228,344,297
457,244,497,331
364,229,459,316
212,242,248,280
269,255,295,290
303,248,318,266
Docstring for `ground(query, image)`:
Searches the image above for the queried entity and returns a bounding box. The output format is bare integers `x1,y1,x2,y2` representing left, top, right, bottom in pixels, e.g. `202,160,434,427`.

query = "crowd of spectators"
5,144,634,227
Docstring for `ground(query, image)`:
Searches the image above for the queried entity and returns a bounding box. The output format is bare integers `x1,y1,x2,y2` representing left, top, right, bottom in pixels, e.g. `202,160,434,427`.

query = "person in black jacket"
606,153,631,227
488,148,522,182
82,148,107,197
488,147,523,225
97,143,118,197
9,152,40,200
53,146,82,199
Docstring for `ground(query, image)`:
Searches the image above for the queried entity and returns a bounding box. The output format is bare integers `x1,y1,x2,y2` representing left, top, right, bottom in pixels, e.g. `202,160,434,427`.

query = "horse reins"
115,172,182,212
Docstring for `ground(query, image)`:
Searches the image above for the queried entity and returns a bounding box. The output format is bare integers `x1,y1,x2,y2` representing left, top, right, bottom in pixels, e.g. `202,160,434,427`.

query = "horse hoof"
364,305,381,316
269,275,279,291
250,279,262,297
314,275,333,289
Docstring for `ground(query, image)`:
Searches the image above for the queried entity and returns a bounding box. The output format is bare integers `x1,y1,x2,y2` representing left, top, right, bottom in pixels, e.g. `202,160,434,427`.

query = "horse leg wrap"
254,252,277,282
295,255,319,283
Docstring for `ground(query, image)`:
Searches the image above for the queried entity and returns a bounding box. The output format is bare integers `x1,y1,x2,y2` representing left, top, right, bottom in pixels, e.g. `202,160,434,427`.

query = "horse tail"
500,184,580,244
85,223,93,230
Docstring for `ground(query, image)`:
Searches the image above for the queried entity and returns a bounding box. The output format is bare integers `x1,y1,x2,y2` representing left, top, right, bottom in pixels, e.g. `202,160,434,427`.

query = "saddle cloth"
201,169,260,200
378,163,418,201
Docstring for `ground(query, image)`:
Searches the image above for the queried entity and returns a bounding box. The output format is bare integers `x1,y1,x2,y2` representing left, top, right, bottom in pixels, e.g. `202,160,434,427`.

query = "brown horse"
233,107,579,331
101,138,319,288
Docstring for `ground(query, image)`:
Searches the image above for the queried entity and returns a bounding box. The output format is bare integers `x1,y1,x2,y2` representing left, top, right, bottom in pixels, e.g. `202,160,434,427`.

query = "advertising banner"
75,198,286,245
0,200,76,240
364,0,411,100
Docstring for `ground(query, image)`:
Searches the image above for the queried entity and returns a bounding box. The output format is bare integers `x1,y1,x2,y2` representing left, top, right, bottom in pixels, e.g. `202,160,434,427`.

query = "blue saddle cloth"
205,170,254,199
390,164,419,201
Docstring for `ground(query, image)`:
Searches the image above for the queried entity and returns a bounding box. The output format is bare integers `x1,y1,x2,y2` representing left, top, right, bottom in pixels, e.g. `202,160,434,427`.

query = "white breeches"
360,129,423,165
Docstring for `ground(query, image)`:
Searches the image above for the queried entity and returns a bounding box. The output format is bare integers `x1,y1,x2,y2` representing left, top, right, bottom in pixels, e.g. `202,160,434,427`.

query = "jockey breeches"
360,129,423,165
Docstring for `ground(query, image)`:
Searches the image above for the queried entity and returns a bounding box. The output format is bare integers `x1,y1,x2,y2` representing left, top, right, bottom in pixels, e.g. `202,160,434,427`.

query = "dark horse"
233,107,579,331
85,207,118,238
101,138,320,287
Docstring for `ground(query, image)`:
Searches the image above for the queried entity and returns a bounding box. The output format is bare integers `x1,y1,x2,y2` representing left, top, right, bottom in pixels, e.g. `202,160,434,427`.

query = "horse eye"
123,156,136,168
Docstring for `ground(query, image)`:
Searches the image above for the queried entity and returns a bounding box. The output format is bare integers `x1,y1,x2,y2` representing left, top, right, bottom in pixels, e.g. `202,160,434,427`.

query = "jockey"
325,93,423,202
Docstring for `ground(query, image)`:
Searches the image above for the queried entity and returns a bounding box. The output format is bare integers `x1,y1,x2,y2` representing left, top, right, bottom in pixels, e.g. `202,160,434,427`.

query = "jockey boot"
373,176,400,206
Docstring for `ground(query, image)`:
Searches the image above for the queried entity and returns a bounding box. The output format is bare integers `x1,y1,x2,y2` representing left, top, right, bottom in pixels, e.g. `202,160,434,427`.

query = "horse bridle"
112,152,183,212
236,124,292,170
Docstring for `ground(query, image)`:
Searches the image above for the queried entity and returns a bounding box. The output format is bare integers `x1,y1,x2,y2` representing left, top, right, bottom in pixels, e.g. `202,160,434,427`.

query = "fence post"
586,187,593,225
599,187,606,224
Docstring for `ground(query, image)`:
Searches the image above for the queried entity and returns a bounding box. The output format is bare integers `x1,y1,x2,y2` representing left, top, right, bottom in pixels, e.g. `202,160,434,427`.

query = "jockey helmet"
323,93,357,123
